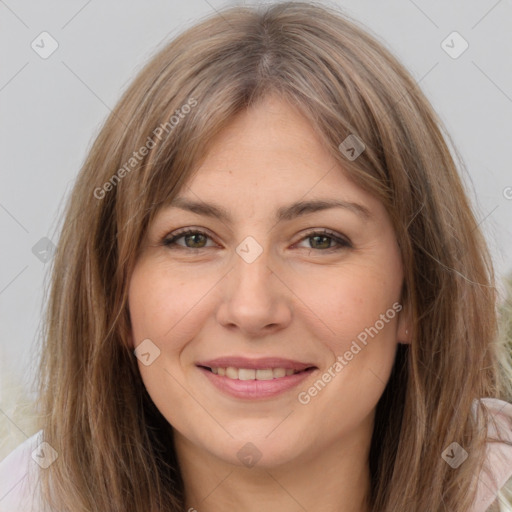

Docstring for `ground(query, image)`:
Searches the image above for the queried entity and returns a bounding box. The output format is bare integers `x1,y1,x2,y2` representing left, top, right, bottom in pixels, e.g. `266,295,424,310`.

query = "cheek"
296,267,401,427
128,261,214,344
128,264,205,432
324,265,402,389
294,261,402,347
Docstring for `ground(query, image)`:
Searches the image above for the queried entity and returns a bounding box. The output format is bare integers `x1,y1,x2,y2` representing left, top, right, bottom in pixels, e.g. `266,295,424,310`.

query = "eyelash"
161,228,352,252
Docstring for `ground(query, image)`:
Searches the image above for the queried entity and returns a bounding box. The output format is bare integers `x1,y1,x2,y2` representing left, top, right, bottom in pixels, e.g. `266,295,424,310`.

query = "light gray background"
1,0,511,401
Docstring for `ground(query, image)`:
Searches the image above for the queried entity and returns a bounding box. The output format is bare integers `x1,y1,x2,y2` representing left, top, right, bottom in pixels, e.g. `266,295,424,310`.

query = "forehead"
193,95,331,179
174,95,378,214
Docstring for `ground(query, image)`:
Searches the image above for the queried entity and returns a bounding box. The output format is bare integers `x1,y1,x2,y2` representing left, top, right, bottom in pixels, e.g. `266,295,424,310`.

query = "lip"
196,357,317,400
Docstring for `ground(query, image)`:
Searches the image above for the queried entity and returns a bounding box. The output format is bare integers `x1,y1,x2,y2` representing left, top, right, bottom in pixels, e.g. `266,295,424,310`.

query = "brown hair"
36,2,512,511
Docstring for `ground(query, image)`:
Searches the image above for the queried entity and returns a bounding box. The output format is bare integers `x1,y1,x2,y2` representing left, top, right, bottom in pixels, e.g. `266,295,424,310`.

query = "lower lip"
198,367,316,400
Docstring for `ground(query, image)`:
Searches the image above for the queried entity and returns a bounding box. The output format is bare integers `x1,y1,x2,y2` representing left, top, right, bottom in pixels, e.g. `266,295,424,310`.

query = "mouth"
198,366,314,380
196,357,318,399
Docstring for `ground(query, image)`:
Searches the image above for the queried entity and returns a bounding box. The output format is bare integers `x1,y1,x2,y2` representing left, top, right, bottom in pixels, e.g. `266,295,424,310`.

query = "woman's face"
128,94,409,469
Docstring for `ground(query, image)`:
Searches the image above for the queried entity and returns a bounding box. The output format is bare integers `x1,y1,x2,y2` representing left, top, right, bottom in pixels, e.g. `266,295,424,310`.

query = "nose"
215,246,293,338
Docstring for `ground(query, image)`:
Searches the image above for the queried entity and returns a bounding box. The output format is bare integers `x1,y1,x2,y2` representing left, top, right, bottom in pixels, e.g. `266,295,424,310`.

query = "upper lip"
196,357,316,371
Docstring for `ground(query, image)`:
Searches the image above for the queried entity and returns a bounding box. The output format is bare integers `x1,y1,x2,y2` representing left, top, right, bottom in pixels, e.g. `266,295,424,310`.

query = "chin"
207,431,307,470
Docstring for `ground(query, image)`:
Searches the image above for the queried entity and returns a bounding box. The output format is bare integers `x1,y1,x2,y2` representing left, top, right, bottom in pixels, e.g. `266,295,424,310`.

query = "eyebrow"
166,197,371,223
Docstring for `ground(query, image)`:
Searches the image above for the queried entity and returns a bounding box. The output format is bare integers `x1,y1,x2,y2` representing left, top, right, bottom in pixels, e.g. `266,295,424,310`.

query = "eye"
162,229,216,250
295,229,352,251
161,228,352,252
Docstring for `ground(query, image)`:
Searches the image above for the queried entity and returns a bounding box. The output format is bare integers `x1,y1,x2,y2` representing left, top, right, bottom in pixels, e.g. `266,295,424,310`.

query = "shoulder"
0,430,46,512
471,398,512,512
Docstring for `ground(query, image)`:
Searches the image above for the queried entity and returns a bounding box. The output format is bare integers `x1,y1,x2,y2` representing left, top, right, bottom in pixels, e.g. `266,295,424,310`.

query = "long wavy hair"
36,2,512,511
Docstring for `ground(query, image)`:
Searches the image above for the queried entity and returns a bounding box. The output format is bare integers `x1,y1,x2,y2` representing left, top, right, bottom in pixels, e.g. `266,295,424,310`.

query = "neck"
174,426,372,512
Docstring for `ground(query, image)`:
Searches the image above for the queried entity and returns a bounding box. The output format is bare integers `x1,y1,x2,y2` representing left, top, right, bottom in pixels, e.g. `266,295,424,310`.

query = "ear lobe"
397,304,412,344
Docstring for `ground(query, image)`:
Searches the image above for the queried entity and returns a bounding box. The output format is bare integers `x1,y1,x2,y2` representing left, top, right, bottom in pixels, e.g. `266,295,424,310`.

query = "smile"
196,357,318,399
207,367,303,380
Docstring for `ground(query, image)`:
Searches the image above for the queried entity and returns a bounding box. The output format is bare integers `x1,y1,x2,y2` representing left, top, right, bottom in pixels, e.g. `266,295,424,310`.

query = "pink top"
470,398,512,512
0,398,511,511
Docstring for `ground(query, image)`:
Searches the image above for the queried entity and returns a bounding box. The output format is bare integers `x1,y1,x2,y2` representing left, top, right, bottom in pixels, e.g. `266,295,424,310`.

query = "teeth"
273,368,286,378
256,369,274,380
226,367,238,379
238,368,256,380
209,367,302,380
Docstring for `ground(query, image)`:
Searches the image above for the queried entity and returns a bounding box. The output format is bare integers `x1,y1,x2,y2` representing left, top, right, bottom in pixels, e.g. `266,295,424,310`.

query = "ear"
396,302,412,345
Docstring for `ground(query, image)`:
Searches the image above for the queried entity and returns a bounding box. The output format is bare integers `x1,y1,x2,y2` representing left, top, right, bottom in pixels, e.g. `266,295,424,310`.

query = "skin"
128,94,411,512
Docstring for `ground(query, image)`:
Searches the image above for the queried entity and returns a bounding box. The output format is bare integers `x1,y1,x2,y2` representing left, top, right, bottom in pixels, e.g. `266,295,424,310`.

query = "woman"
1,2,511,511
